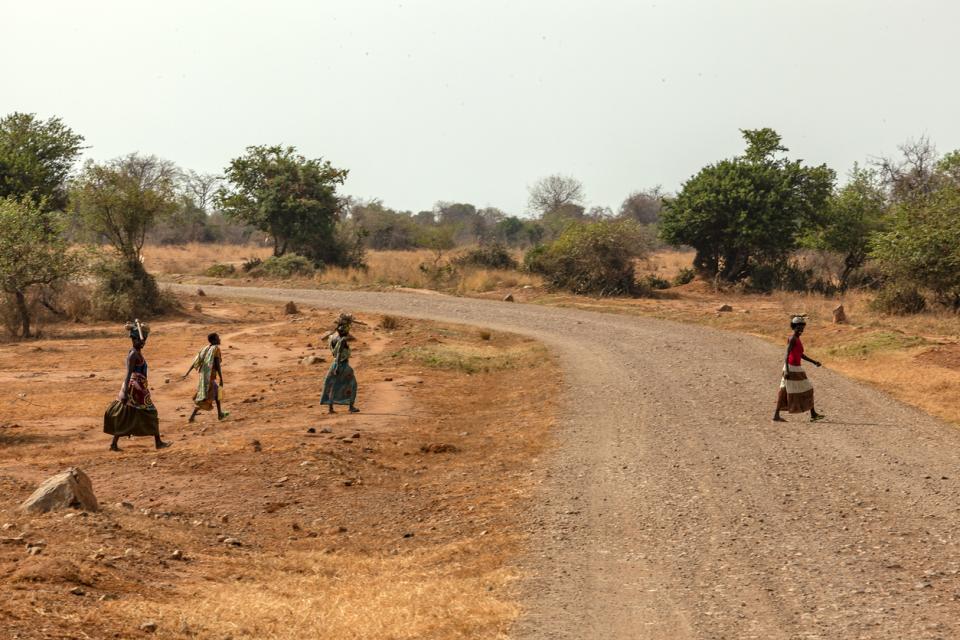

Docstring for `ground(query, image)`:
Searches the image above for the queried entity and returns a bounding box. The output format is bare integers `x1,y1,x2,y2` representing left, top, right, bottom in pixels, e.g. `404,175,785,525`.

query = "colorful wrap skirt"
777,364,814,413
104,372,160,437
321,361,357,406
195,379,219,411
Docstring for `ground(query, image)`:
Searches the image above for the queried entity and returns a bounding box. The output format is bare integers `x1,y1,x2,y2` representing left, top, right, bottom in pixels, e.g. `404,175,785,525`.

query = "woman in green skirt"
104,321,170,451
321,316,360,414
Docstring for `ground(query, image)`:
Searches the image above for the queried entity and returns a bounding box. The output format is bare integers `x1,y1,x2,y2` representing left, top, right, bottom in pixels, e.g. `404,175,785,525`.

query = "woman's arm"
802,353,822,367
119,351,135,400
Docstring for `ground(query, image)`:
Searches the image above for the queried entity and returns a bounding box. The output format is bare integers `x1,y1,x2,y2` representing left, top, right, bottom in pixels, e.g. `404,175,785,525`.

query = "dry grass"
635,249,696,280
113,541,518,640
143,243,272,275
145,244,542,294
316,250,541,293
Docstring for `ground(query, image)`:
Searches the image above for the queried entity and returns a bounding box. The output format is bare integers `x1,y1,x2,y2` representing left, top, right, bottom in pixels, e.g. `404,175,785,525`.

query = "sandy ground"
174,284,960,640
0,299,559,639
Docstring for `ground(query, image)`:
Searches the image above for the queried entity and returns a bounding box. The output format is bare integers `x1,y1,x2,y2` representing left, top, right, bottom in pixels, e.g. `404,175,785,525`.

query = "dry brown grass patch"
113,540,518,639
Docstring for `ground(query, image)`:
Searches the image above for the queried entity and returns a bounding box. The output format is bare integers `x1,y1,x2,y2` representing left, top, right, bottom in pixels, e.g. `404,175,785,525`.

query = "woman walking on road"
183,332,228,422
773,316,825,423
103,321,171,451
321,314,360,414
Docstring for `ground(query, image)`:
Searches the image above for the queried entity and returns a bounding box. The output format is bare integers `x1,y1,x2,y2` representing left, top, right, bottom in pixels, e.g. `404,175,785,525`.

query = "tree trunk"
14,290,31,338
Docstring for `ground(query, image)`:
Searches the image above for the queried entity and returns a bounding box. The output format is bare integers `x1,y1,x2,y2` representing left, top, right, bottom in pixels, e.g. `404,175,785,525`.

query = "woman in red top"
773,316,824,422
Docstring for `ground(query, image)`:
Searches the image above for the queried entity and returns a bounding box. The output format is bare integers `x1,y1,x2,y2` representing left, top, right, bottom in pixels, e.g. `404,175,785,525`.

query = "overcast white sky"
4,1,959,215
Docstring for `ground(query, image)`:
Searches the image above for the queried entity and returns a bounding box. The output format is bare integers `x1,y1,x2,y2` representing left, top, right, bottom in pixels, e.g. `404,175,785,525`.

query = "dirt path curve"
176,285,960,639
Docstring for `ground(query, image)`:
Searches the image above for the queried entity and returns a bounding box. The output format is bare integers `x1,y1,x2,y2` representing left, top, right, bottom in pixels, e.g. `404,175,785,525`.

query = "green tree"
0,198,85,337
0,113,85,211
72,154,179,317
217,145,353,266
872,172,960,310
660,128,835,282
807,165,888,290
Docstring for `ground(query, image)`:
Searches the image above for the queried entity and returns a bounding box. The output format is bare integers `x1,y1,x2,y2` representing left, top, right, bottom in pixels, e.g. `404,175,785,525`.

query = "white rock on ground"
19,467,99,513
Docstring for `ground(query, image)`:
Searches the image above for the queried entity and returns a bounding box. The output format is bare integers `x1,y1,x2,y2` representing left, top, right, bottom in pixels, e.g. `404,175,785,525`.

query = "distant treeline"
2,111,959,341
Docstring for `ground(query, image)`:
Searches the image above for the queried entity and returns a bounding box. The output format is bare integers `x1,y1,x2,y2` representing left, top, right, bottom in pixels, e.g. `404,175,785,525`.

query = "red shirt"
788,336,804,366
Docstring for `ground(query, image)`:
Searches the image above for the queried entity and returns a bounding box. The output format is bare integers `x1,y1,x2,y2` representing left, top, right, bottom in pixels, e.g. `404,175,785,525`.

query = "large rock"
20,468,98,514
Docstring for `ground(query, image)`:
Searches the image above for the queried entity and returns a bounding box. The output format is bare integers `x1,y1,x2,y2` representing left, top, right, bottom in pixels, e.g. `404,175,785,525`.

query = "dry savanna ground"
146,243,960,429
0,297,559,639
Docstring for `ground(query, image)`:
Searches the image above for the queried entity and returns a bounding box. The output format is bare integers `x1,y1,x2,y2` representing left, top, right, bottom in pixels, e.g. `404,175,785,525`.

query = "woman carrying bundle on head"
321,314,361,414
104,321,171,451
773,315,825,423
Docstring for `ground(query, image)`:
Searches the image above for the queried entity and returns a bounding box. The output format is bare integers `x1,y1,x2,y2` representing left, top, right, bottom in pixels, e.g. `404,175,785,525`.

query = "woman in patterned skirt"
773,316,825,423
321,316,360,414
103,321,171,451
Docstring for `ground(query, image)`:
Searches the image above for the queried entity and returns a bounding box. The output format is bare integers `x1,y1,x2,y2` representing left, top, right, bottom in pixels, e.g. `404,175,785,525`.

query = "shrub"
673,267,696,286
380,315,399,330
744,262,814,293
871,186,960,310
241,257,263,272
205,263,236,277
452,243,518,270
871,283,927,315
638,274,671,290
524,219,649,296
92,258,172,320
250,254,315,278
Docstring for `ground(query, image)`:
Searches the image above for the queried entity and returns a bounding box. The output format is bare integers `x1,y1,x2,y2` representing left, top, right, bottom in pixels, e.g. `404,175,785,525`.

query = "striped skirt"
777,364,814,413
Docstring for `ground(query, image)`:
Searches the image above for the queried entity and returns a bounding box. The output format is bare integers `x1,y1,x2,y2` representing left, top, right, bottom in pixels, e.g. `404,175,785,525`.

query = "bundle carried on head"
790,314,807,327
125,319,151,342
320,312,367,341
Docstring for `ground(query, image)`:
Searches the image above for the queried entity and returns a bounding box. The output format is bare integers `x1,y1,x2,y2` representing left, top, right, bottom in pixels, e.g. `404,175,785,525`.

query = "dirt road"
180,285,960,639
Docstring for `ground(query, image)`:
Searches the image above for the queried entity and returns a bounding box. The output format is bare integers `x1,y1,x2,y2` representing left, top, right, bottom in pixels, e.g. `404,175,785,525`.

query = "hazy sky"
4,1,959,215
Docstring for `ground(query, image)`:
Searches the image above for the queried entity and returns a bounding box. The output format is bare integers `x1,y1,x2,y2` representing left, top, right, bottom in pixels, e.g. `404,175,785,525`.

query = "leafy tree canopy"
659,128,835,282
72,154,180,262
217,145,351,266
0,112,85,211
805,164,888,289
0,197,85,337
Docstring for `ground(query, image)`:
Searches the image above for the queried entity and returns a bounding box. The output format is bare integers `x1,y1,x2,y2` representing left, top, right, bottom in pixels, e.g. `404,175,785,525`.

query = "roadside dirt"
0,298,559,639
181,285,960,640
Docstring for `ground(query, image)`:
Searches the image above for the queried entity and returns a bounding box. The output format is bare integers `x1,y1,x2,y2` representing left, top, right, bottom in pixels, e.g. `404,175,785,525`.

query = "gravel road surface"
180,285,960,639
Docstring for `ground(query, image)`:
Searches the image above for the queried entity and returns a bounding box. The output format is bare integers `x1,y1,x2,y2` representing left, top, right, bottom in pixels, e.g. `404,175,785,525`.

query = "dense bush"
524,219,649,296
744,262,818,294
871,284,927,315
205,263,236,277
250,254,315,278
241,257,263,272
638,274,671,290
452,243,518,270
92,258,174,320
871,185,960,311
